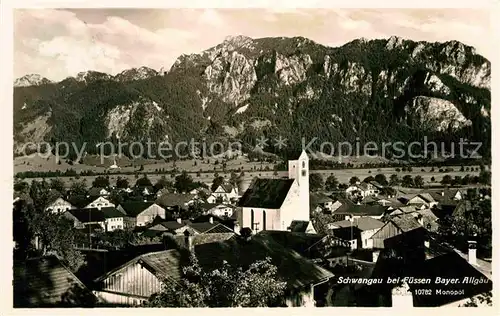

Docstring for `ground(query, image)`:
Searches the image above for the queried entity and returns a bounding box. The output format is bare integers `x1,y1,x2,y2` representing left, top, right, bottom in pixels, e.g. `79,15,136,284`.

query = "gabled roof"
289,220,312,233
67,195,92,209
156,193,195,208
417,193,436,203
67,208,106,223
95,250,183,284
88,187,108,197
216,183,234,193
119,201,156,217
310,192,334,206
369,180,384,188
193,232,333,290
14,255,97,307
330,217,384,231
390,214,423,233
237,178,294,209
100,207,127,219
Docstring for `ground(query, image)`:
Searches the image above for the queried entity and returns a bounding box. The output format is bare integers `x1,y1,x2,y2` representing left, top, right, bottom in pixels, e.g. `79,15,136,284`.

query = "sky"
14,8,491,81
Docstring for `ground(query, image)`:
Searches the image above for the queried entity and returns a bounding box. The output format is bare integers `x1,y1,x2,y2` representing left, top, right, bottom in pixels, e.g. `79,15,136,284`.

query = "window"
250,209,254,229
263,211,267,231
302,170,306,176
302,161,305,168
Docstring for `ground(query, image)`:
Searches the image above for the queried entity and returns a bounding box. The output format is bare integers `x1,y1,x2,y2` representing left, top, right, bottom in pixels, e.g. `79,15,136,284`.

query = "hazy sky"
14,8,490,81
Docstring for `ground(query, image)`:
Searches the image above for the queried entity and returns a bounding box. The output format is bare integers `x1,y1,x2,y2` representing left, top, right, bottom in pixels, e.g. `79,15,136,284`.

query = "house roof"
216,183,234,193
95,250,183,284
100,207,127,219
67,195,92,209
156,193,195,208
310,192,334,206
331,217,384,231
88,187,108,197
118,201,155,217
333,204,387,216
369,180,384,188
289,220,312,233
67,208,106,223
193,232,333,290
13,255,96,307
417,193,436,203
237,178,295,209
390,214,423,233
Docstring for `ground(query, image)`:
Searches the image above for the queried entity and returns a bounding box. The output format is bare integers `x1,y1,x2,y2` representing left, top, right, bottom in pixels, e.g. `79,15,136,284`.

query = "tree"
309,173,324,191
49,178,65,193
389,174,400,187
401,175,414,188
146,255,286,307
349,176,360,185
92,176,110,188
13,199,86,272
414,175,424,188
154,176,172,192
441,175,452,185
70,180,88,196
211,176,225,192
135,175,153,188
14,181,30,193
374,174,388,186
116,177,129,189
325,175,339,191
478,170,491,185
175,171,196,193
363,176,375,183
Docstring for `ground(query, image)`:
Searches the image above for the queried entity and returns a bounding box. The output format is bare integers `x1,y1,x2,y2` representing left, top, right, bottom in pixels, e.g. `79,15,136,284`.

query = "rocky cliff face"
13,35,491,158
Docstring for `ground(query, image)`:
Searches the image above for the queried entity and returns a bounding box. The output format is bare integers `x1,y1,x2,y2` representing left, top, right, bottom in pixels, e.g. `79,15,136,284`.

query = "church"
236,150,310,232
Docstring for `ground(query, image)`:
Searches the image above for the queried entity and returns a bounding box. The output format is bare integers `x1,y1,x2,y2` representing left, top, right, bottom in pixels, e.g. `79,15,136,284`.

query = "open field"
16,165,483,191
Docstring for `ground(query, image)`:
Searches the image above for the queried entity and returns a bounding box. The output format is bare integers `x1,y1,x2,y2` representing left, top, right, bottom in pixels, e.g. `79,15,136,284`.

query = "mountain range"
13,35,491,161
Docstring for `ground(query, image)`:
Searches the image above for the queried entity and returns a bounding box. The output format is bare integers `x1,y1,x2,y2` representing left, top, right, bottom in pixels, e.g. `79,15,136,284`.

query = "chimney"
372,250,380,263
209,217,213,224
468,240,477,265
177,218,182,224
184,230,193,251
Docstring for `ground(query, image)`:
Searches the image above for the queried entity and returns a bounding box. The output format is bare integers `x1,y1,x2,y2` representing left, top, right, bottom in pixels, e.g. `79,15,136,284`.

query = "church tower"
288,150,310,220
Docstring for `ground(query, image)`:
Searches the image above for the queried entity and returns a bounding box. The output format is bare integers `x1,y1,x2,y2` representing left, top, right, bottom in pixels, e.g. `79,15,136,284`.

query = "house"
155,193,196,211
64,208,106,230
310,192,335,213
328,217,384,249
331,226,361,250
117,201,166,227
203,203,235,218
331,204,387,221
371,214,428,250
345,182,379,198
101,207,135,231
369,180,385,190
93,250,183,306
85,196,115,209
67,195,93,209
212,183,239,202
289,220,317,234
45,197,75,214
193,231,334,307
14,255,97,307
406,193,438,208
88,187,110,198
236,150,310,232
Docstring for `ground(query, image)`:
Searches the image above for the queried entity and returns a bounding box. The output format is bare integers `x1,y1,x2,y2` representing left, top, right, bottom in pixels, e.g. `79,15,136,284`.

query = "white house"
236,151,310,232
345,182,379,198
329,217,385,249
212,183,239,202
45,197,75,214
101,207,134,231
117,201,166,227
85,196,115,209
204,203,235,218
